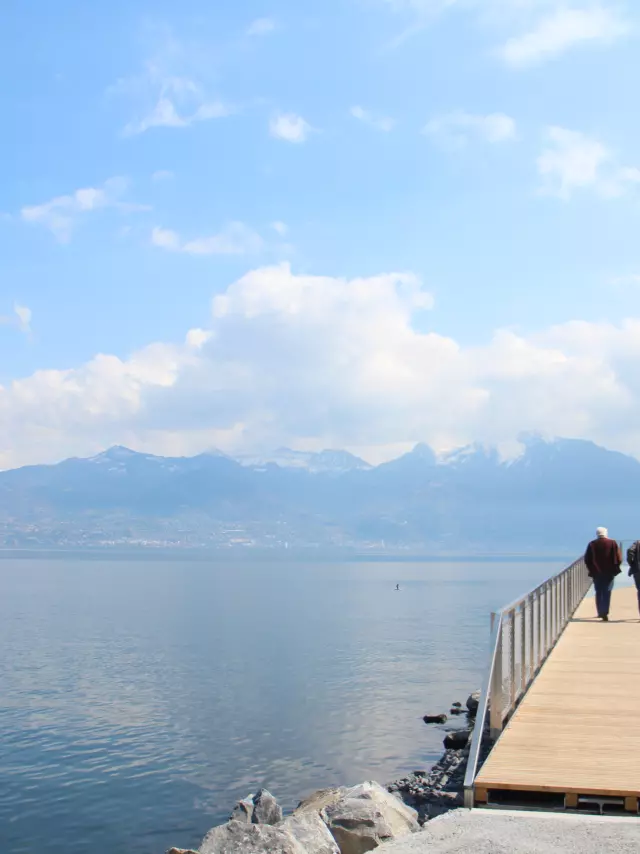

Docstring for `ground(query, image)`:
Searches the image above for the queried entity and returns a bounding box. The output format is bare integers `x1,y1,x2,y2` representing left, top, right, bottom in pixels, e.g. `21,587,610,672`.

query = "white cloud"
7,263,640,469
269,113,312,143
380,1,629,63
424,111,517,148
20,178,148,242
271,221,288,236
247,18,276,36
350,106,395,132
111,53,233,137
610,274,640,287
151,222,264,255
151,226,181,251
0,304,32,335
152,170,175,182
501,6,628,67
537,126,640,200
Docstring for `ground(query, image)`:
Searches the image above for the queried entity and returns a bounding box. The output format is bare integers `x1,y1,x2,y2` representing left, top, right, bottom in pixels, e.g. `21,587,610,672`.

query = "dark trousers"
632,572,640,614
593,575,614,618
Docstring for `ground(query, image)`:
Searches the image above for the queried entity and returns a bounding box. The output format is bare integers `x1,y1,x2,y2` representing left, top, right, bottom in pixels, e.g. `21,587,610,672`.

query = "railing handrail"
498,558,582,616
463,555,592,807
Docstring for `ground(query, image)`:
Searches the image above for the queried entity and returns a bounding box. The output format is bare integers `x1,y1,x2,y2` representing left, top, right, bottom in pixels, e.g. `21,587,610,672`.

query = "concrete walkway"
379,809,640,853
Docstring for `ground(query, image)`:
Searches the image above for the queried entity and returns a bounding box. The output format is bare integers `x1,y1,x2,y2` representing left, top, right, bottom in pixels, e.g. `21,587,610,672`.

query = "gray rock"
167,849,198,854
322,781,419,854
423,714,447,724
282,812,340,854
466,691,481,714
253,789,283,825
229,789,282,826
230,796,254,823
199,820,306,854
296,787,348,816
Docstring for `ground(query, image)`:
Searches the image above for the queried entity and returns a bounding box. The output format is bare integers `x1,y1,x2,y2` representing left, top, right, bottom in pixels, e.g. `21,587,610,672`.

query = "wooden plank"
475,786,488,804
475,586,640,802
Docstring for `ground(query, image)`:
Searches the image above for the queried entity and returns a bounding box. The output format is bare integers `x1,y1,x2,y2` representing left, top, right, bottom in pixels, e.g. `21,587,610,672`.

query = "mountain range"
0,437,638,553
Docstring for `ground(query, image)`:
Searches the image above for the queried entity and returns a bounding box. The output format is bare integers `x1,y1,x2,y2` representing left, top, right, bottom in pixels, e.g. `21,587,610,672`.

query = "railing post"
509,609,516,709
520,602,527,694
535,590,541,669
528,594,534,680
545,583,550,654
490,613,503,740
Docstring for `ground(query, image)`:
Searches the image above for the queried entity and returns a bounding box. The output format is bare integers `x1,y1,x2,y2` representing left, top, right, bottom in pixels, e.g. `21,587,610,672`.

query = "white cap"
596,527,608,538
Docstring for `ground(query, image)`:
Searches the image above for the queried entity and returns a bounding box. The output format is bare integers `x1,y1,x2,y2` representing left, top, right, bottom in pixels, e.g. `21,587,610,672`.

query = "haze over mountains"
0,437,638,553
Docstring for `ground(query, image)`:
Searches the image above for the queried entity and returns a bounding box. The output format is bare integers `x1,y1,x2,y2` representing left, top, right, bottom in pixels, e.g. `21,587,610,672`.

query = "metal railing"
463,555,592,808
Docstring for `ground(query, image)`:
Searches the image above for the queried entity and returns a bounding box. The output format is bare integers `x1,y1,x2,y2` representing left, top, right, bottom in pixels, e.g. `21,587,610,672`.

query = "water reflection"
0,557,560,853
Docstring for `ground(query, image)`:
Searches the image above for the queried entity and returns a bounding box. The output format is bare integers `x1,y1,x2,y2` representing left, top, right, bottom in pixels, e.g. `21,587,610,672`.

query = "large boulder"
229,789,282,826
282,812,340,854
199,820,306,854
443,730,471,749
466,691,480,715
296,788,348,816
321,781,419,854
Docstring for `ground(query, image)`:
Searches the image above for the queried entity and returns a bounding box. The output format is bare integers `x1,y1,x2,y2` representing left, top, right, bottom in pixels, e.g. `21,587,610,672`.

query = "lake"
0,555,571,853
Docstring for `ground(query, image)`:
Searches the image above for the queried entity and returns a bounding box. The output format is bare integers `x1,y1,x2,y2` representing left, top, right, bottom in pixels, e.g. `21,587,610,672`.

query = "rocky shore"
167,691,489,854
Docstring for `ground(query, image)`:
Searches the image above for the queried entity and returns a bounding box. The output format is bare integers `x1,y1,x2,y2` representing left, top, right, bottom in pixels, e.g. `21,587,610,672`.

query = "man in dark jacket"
584,527,621,621
626,540,640,617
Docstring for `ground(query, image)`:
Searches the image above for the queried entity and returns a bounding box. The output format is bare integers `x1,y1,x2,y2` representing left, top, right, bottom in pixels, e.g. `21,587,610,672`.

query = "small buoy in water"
395,584,400,591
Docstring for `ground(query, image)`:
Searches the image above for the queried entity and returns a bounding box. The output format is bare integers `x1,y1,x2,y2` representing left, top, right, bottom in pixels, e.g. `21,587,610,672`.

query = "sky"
2,0,640,469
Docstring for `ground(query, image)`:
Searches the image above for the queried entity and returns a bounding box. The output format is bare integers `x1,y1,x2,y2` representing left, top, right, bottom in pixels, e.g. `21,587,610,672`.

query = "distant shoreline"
0,547,574,562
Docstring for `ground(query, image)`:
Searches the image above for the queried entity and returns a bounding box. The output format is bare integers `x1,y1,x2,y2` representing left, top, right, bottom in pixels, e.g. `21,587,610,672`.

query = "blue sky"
2,0,640,468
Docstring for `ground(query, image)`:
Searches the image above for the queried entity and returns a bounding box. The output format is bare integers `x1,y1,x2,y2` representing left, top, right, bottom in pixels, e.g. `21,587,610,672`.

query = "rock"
423,714,447,724
253,789,283,825
296,787,348,816
167,849,198,854
452,702,462,708
282,812,340,854
322,780,419,854
449,708,464,715
229,789,282,826
443,730,471,749
230,796,254,823
199,820,306,854
466,691,481,714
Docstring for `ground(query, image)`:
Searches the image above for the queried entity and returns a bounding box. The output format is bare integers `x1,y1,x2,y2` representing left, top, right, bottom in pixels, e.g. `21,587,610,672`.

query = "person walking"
585,527,622,621
626,540,640,617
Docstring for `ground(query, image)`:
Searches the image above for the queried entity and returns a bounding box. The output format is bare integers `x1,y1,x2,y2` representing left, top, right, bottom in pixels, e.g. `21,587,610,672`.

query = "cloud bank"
2,263,640,470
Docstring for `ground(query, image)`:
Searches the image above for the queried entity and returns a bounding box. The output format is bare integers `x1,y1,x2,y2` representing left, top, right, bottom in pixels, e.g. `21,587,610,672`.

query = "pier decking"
474,586,640,810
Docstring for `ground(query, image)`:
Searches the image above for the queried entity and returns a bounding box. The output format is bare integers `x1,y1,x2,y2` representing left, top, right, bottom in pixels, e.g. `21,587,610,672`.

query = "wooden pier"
474,586,640,811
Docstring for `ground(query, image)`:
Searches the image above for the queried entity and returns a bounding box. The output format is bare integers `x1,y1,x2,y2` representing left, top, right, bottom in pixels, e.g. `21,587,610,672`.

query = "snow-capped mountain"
1,437,638,551
234,447,371,474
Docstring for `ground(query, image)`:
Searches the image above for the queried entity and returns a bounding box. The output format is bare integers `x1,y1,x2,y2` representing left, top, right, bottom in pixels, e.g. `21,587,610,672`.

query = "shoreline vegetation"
167,692,484,854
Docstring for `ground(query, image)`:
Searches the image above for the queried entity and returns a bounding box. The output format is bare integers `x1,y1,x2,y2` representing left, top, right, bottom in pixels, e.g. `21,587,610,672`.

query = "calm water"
0,556,565,853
